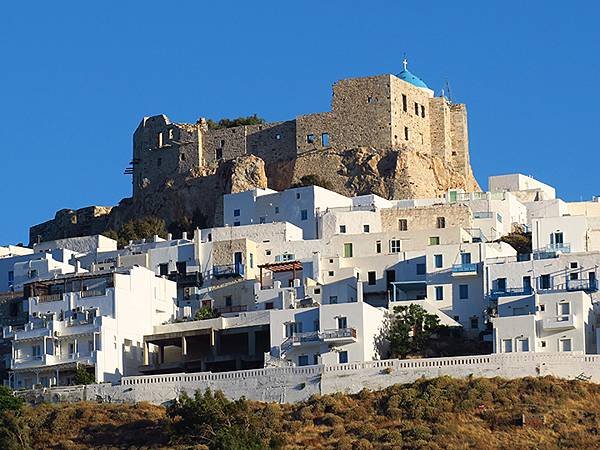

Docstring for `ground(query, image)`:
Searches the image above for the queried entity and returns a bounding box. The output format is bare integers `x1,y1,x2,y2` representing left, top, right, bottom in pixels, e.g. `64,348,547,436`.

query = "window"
233,209,240,217
402,94,407,112
298,355,309,366
376,240,382,254
249,253,254,269
429,236,440,245
158,263,168,276
570,262,578,269
436,217,446,229
569,272,578,281
337,317,347,329
367,96,373,104
307,134,316,143
329,296,338,304
216,148,223,159
265,249,271,256
296,193,301,200
300,209,308,221
157,157,162,167
404,126,409,140
551,231,564,245
259,216,266,224
517,338,529,352
470,317,479,329
461,253,472,264
368,271,376,285
275,133,281,140
459,284,469,299
180,153,186,161
157,132,163,148
399,219,408,231
496,278,507,292
415,102,419,115
8,271,14,284
434,254,443,268
233,221,240,227
502,339,513,353
225,296,232,307
313,354,320,365
265,302,274,310
560,338,572,352
328,271,334,276
314,288,321,294
390,240,401,253
558,302,571,319
30,269,38,279
343,243,353,258
435,286,443,301
339,351,349,364
321,133,330,147
496,213,503,223
540,274,551,289
32,345,41,358
421,105,425,118
416,263,426,275
541,341,546,348
339,225,347,233
363,224,370,233
274,206,279,214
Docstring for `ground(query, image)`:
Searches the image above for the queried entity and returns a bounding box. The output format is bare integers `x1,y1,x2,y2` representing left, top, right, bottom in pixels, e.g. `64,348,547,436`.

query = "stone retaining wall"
17,353,600,406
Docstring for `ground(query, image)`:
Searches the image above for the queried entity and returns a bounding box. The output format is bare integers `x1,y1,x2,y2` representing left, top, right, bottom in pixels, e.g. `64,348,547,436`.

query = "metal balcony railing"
213,263,244,278
452,263,478,274
281,328,357,353
490,286,533,299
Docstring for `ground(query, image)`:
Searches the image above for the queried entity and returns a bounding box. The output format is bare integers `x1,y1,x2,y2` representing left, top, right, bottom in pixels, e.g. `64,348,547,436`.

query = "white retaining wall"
17,353,600,405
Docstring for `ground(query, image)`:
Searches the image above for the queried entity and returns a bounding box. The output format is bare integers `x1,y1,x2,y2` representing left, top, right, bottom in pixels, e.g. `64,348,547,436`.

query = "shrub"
73,367,95,385
206,115,265,130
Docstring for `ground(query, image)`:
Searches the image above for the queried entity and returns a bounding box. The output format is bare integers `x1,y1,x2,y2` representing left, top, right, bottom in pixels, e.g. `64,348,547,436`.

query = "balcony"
281,328,357,353
168,272,203,287
489,287,533,300
542,314,575,331
452,263,478,276
79,289,106,299
535,243,571,259
213,263,245,278
566,279,598,292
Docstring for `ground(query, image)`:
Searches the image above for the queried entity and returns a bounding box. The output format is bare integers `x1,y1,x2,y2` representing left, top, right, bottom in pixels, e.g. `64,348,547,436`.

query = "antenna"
445,80,452,102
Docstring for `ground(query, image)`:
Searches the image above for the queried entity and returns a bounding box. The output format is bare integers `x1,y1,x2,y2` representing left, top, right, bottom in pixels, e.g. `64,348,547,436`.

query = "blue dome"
396,68,429,89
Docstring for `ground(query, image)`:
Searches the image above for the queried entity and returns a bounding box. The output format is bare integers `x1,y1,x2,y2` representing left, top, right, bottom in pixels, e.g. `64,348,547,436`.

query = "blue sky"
1,1,598,244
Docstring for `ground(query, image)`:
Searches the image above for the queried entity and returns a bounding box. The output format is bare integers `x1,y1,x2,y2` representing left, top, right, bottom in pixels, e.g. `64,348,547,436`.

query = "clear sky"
1,1,598,245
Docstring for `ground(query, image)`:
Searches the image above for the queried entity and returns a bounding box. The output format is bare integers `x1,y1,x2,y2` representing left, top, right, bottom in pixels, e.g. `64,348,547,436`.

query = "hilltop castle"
132,60,470,202
30,61,478,244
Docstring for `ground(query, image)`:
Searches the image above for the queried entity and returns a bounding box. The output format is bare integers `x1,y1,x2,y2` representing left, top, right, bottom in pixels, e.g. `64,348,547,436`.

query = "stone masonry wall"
18,353,600,406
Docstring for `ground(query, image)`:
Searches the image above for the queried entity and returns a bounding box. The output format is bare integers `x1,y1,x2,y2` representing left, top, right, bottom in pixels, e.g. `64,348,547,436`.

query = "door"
523,276,532,293
589,272,597,290
386,270,396,291
461,252,472,265
234,252,243,272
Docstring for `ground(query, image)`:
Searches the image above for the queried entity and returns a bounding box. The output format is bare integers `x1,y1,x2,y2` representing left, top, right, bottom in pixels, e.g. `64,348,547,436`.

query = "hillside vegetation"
2,376,600,449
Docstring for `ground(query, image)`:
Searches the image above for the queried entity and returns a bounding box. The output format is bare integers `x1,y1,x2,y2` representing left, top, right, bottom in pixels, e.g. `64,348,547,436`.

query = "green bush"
206,115,265,130
73,367,95,385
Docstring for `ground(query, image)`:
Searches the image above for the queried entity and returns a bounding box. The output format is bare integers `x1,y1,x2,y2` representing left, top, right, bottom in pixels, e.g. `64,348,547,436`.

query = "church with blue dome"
396,58,430,90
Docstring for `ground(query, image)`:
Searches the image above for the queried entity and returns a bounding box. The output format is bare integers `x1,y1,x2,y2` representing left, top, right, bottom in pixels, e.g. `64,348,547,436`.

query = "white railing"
121,352,596,387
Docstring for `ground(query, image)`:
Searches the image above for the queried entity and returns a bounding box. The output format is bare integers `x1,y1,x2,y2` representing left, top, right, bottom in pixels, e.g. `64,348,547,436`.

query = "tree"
387,304,444,358
73,367,95,385
499,231,532,255
114,216,167,248
167,389,282,449
206,114,265,130
291,174,335,191
0,387,23,414
194,306,220,321
0,386,28,450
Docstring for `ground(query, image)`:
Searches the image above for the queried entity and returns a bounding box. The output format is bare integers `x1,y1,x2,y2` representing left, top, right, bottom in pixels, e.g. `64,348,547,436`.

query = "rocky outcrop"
29,149,478,244
267,147,479,199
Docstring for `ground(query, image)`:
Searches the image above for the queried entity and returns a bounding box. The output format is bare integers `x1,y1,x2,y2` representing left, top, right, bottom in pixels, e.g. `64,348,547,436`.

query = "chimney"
167,233,173,241
182,231,188,240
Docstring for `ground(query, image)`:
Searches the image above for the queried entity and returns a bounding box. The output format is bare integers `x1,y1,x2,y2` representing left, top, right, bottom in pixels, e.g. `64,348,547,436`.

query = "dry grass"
17,376,600,449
